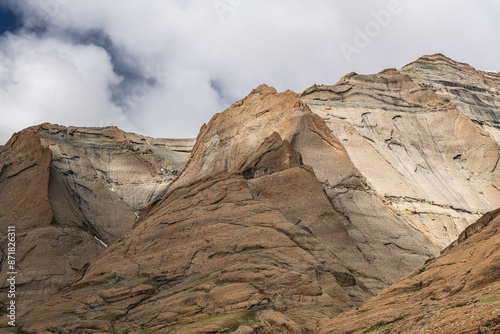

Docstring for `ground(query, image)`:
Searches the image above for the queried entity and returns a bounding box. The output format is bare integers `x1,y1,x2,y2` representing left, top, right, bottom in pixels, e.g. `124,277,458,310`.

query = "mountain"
318,207,500,333
0,124,194,312
1,54,499,333
301,54,500,249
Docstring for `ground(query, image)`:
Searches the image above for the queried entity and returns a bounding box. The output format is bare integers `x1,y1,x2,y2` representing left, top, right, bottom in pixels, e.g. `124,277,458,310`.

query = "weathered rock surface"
16,85,437,333
301,54,500,249
401,54,500,138
318,207,500,334
173,85,438,291
0,124,193,314
2,54,500,333
37,123,194,218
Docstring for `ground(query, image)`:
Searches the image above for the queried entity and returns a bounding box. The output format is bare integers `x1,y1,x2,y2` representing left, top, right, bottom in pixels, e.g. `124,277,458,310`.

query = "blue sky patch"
0,4,20,35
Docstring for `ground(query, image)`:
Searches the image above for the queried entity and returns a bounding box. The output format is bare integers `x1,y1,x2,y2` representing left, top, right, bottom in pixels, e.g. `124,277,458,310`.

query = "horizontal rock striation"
2,54,499,333
301,54,500,249
16,85,437,333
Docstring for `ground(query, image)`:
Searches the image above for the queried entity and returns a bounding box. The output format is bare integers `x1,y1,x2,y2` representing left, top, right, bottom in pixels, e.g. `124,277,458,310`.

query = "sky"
0,0,499,144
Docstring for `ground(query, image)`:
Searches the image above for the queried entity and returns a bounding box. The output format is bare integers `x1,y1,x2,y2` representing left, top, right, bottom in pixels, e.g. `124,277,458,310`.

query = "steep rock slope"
401,54,500,142
4,55,499,333
318,207,500,334
36,123,194,220
0,124,193,314
172,85,438,291
301,55,500,248
17,86,436,334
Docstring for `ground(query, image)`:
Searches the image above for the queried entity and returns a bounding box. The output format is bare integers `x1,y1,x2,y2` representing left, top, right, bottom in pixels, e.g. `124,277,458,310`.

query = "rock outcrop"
15,85,438,333
318,207,500,333
0,124,193,313
301,54,500,249
1,54,499,333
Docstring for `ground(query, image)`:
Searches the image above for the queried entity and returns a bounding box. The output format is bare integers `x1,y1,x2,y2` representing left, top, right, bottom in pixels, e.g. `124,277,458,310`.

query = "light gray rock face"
401,53,500,143
301,55,500,249
37,123,194,221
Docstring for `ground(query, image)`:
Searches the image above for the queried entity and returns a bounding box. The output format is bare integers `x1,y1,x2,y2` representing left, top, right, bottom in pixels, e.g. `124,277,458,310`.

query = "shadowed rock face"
318,207,500,334
301,54,500,249
15,85,438,334
0,124,193,315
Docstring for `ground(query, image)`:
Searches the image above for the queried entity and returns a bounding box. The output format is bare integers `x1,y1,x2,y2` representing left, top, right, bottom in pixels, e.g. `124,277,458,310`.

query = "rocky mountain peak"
301,54,500,249
0,124,194,314
1,54,500,333
171,83,354,194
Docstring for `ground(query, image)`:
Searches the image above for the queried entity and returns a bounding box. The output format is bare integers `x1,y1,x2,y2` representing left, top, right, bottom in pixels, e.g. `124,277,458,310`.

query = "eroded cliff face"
401,54,500,138
16,85,438,334
2,54,499,334
37,123,194,222
301,55,500,249
0,124,193,314
318,207,500,334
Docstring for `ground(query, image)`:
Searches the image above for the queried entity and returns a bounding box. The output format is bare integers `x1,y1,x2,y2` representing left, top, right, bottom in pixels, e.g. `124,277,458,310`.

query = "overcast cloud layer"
0,0,499,144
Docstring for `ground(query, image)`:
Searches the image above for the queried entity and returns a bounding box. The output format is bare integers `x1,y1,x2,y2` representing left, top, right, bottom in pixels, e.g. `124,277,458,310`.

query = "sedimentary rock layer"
16,85,437,334
301,54,500,249
0,124,193,313
2,54,499,333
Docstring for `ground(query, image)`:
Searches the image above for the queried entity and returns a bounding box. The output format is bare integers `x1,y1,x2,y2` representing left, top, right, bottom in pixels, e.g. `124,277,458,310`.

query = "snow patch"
94,236,108,248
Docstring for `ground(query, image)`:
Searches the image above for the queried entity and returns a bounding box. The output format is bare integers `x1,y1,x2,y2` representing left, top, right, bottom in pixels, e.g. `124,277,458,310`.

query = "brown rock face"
0,131,84,313
173,84,438,292
172,84,361,191
0,124,193,315
15,85,437,333
318,207,500,334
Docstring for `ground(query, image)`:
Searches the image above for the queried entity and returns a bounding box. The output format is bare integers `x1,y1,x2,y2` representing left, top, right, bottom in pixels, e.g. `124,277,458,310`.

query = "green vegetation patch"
94,312,126,321
475,297,500,306
158,309,261,334
156,274,214,298
363,321,393,333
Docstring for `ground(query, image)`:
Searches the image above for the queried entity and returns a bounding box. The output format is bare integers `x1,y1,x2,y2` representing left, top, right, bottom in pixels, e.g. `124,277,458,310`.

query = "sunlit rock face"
2,54,500,333
302,54,500,249
15,85,439,334
318,208,500,334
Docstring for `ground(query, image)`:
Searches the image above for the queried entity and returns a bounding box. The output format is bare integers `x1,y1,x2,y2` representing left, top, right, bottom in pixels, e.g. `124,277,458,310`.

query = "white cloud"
0,32,135,143
0,0,499,144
